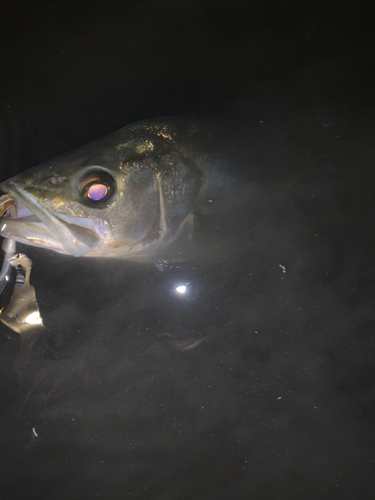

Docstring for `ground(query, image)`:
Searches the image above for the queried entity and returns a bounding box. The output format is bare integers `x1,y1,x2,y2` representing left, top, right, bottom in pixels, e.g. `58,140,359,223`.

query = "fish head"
0,119,207,259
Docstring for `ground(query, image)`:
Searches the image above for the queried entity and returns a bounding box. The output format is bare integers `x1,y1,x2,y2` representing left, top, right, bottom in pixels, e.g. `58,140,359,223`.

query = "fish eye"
79,170,116,207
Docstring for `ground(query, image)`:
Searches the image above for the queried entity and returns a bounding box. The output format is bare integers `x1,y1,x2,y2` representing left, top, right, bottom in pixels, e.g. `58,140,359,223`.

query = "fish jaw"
0,181,105,257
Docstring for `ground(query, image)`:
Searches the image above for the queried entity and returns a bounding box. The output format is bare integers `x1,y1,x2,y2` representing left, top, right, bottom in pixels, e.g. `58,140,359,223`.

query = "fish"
0,118,245,261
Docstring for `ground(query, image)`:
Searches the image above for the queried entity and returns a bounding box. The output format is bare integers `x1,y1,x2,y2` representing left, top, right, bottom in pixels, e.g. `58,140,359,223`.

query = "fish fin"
157,154,203,237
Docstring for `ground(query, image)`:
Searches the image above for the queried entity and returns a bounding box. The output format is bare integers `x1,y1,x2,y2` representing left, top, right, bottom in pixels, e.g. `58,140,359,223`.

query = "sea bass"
0,118,243,261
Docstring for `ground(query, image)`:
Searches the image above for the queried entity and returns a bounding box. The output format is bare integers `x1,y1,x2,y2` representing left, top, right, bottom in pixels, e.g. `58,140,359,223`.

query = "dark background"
0,1,375,499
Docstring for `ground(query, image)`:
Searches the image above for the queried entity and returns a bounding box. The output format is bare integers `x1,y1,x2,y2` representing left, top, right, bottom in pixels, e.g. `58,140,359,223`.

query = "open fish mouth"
0,182,105,257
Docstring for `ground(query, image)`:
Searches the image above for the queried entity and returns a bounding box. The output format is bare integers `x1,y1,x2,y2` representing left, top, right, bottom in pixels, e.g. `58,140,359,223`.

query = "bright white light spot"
24,311,43,325
279,264,286,274
176,285,187,294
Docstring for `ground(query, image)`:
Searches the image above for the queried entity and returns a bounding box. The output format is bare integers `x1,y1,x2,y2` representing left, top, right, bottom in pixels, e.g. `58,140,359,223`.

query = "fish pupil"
79,170,116,207
87,183,108,201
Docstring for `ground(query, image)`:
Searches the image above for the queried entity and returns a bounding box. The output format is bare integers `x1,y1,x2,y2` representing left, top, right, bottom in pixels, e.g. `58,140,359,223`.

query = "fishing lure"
0,194,16,294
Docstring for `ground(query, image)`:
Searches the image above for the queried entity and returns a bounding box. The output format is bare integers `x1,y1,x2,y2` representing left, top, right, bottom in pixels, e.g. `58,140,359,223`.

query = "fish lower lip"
4,197,98,231
0,183,102,257
0,218,67,253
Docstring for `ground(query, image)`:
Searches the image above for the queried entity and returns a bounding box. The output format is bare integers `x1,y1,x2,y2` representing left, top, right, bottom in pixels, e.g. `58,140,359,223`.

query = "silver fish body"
0,118,243,261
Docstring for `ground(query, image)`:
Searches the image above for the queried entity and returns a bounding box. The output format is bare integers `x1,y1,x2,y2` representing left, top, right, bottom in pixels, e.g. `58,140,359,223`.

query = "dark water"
1,2,375,499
